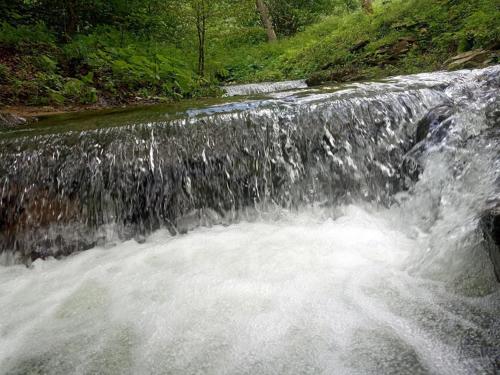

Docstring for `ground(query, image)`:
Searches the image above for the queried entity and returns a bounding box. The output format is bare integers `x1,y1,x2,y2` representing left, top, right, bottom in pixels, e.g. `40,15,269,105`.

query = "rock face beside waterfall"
481,209,500,282
0,66,499,270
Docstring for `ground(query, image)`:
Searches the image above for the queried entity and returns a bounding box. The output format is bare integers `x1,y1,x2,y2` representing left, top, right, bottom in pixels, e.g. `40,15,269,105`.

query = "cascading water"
0,67,498,374
0,69,475,263
223,79,307,96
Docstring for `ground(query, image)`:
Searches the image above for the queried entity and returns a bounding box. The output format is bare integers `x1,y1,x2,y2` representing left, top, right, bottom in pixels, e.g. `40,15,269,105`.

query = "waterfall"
0,67,498,375
1,67,498,267
223,80,308,96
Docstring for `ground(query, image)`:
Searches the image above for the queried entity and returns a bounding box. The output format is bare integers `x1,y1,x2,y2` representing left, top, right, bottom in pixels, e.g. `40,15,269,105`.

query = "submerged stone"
415,104,454,144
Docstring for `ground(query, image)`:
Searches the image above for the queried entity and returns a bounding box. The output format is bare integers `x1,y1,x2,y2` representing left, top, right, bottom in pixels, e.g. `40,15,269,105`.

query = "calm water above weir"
0,67,499,374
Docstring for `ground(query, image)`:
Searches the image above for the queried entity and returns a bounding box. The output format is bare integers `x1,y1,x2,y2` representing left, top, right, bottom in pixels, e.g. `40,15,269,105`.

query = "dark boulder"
481,207,500,282
399,104,454,189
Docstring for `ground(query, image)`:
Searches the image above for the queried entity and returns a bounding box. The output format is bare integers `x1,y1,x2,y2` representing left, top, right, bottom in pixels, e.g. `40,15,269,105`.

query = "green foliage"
0,0,498,107
221,0,500,83
35,55,58,73
459,9,499,50
267,0,359,36
63,79,84,99
0,21,55,47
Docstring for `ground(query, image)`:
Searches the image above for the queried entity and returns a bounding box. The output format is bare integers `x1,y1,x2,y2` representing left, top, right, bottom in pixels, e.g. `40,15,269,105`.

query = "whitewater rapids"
0,205,498,374
1,66,499,374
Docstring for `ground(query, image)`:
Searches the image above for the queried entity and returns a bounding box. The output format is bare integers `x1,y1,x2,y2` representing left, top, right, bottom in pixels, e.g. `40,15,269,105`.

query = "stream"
0,67,499,374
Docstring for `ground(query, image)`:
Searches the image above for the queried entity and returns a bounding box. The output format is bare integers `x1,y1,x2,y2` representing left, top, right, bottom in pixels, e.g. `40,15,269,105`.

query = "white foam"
0,206,498,374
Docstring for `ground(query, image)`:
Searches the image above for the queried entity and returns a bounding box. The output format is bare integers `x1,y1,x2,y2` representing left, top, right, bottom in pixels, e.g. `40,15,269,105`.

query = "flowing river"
0,67,499,374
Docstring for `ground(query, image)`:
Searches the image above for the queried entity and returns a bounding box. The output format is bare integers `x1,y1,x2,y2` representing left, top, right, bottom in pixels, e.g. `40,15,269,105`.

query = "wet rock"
399,156,422,189
399,104,455,189
481,208,500,282
0,112,27,128
415,104,454,144
134,235,147,244
0,183,83,263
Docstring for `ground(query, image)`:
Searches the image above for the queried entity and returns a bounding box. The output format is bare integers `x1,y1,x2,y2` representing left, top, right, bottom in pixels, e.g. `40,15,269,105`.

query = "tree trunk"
361,0,373,14
196,10,206,77
256,0,277,43
65,0,79,36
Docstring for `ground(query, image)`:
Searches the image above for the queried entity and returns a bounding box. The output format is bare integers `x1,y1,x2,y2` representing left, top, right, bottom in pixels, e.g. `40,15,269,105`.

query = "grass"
218,0,500,83
0,0,498,107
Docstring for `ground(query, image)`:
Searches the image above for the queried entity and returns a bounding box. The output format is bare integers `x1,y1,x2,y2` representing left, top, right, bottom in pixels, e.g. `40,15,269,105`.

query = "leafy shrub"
35,55,58,73
0,22,55,47
47,89,65,105
226,0,500,83
35,72,64,92
62,78,97,104
1,0,498,106
63,79,85,98
460,10,500,49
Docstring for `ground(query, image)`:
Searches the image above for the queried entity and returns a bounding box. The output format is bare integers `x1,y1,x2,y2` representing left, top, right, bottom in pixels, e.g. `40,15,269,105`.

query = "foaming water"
0,66,499,374
1,205,497,375
2,67,499,264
